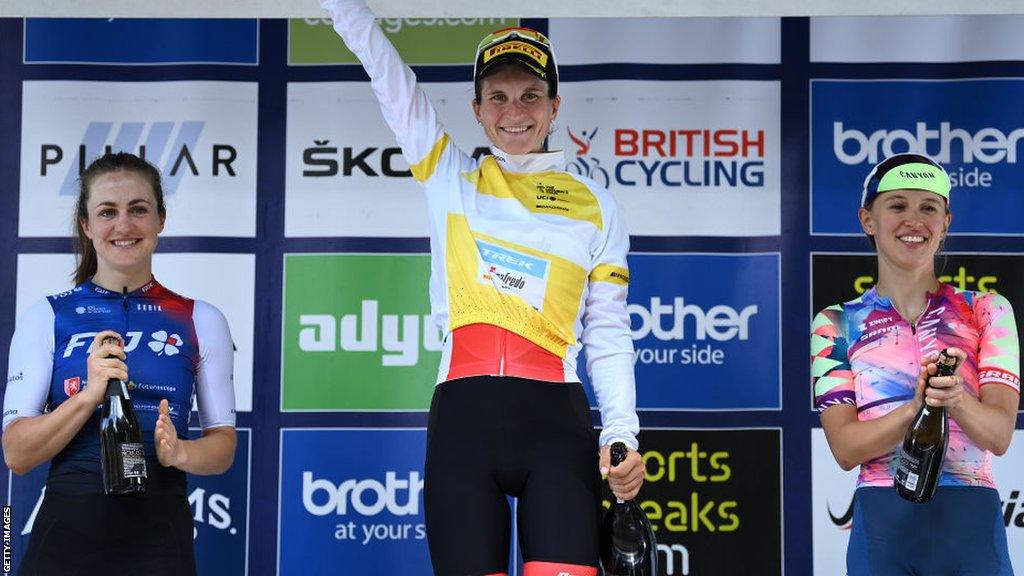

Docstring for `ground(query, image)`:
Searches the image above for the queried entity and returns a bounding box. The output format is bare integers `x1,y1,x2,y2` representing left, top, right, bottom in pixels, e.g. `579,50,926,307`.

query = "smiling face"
472,64,560,155
859,188,951,272
79,170,165,283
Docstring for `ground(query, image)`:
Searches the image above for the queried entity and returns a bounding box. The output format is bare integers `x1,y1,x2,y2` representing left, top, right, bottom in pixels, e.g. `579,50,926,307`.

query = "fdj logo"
629,297,758,341
298,300,442,366
40,121,239,196
302,471,423,516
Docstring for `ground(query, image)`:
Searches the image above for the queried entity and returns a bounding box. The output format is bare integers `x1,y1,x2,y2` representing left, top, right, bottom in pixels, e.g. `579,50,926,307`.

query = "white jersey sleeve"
192,300,236,429
582,194,640,450
4,299,56,430
320,0,446,168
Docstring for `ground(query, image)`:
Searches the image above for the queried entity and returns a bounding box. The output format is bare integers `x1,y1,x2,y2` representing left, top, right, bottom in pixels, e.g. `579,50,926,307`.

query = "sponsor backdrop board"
6,429,252,575
285,82,490,237
810,79,1024,236
592,253,781,410
549,80,781,237
19,81,259,238
24,19,260,65
278,429,431,575
810,252,1024,411
281,254,439,410
615,428,783,576
1,14,1022,576
812,429,1024,575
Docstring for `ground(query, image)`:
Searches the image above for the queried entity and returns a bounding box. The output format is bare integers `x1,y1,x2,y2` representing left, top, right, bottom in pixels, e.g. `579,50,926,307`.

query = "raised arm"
320,0,451,173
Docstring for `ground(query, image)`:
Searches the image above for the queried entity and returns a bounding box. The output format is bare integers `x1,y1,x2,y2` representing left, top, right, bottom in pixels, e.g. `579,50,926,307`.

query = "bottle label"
121,443,147,479
895,451,921,490
120,380,131,400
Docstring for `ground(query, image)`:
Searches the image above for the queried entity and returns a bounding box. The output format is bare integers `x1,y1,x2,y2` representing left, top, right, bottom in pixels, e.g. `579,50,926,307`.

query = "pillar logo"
811,79,1024,235
282,254,440,410
587,254,779,410
279,429,431,575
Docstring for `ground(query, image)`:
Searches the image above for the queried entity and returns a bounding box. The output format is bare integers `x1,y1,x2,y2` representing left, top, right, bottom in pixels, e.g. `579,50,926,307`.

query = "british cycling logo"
566,124,766,189
566,126,610,188
149,331,183,356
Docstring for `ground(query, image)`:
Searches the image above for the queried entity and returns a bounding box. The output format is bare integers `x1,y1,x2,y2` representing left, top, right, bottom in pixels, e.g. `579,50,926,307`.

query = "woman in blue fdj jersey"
320,2,645,575
3,152,237,576
811,153,1019,575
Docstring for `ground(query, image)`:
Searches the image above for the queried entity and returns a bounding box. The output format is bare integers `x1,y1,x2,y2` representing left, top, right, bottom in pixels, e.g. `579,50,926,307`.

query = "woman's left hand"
599,444,645,501
155,399,187,468
919,347,968,409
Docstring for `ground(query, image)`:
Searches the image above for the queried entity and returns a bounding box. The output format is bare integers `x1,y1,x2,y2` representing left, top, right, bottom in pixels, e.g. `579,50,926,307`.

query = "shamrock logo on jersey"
149,330,182,356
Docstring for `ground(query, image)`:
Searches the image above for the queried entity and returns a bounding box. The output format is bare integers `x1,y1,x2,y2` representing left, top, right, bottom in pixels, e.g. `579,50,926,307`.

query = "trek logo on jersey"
63,376,81,397
40,120,240,196
476,240,550,311
811,79,1024,234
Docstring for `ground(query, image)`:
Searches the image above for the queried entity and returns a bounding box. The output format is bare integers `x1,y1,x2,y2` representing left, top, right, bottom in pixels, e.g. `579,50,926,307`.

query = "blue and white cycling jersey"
4,278,235,494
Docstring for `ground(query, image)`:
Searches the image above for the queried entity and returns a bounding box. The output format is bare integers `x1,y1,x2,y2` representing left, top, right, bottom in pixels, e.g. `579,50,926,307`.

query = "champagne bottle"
599,442,657,576
99,336,147,495
894,348,959,503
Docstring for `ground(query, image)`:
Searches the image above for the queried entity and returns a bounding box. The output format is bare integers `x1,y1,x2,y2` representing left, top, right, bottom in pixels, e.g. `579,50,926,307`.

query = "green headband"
875,162,951,200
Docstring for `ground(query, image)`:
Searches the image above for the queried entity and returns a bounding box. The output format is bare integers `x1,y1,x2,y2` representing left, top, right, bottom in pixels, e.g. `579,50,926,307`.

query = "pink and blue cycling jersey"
811,283,1020,488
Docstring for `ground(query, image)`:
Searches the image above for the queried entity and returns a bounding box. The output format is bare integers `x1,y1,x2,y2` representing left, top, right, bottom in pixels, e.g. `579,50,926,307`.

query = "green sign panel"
289,17,519,65
282,254,441,410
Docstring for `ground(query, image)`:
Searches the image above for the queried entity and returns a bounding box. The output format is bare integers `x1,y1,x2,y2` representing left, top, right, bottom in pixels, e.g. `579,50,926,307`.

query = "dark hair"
72,152,166,285
473,61,557,103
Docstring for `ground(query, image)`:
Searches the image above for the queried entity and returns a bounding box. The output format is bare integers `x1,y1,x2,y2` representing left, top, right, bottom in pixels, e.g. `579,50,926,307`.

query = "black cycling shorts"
18,488,196,576
425,375,602,576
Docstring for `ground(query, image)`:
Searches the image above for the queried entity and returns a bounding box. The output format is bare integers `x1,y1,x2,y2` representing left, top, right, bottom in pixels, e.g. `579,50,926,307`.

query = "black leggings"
425,376,602,576
18,489,196,576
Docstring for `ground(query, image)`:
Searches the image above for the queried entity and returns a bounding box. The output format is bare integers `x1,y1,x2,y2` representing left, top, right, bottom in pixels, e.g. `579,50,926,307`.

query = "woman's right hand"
82,331,127,407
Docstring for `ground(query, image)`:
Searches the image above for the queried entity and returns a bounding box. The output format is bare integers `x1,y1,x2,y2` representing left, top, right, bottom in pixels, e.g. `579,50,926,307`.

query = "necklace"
891,299,926,328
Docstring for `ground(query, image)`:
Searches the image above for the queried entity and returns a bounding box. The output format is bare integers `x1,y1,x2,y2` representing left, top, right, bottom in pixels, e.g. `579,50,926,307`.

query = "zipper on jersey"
121,286,130,345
